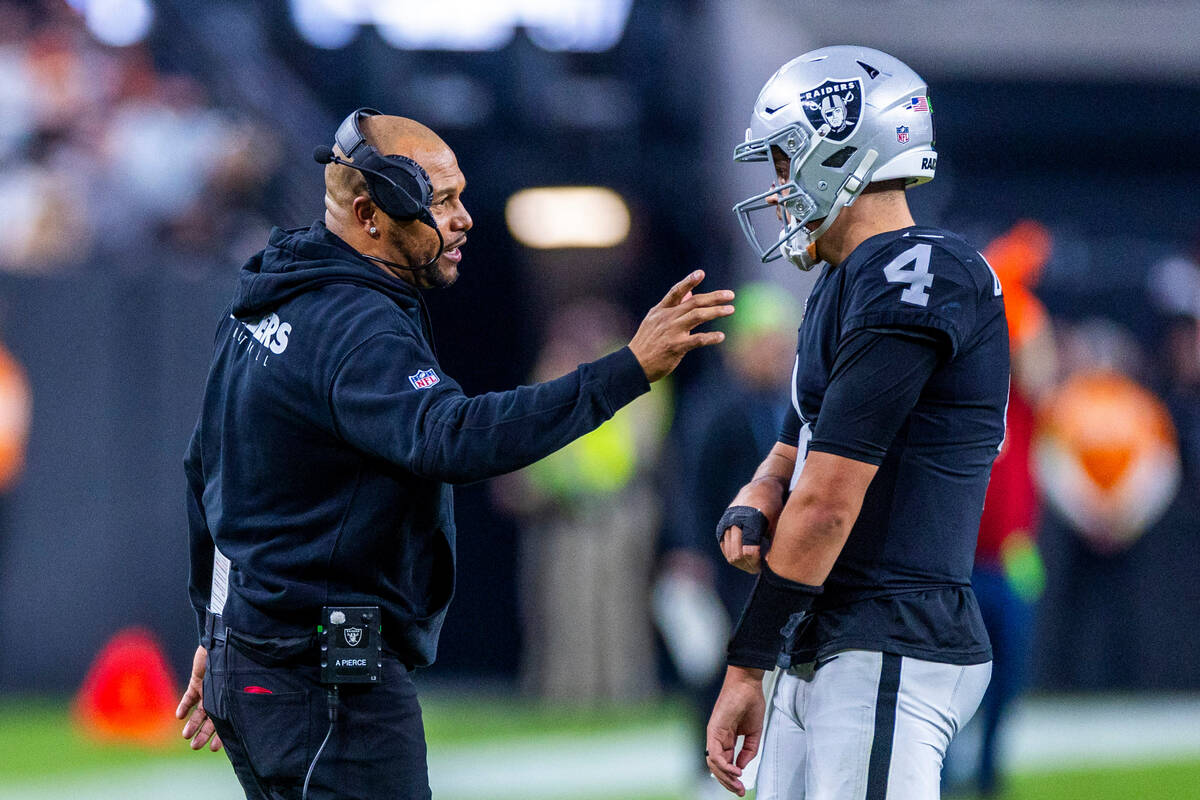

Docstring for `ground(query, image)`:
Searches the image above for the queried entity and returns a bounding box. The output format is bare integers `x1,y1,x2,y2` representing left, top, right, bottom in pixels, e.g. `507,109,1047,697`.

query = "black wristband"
716,505,770,547
726,561,822,670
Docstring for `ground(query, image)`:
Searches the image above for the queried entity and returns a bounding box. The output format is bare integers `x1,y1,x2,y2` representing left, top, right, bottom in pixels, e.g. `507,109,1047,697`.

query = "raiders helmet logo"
343,627,363,647
799,78,863,142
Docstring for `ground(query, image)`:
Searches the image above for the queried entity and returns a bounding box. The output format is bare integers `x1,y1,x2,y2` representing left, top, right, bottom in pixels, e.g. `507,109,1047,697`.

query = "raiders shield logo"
799,78,863,142
344,627,363,647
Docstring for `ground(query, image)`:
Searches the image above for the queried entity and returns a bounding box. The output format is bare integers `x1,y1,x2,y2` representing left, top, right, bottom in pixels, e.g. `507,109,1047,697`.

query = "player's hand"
720,524,762,574
719,477,786,574
176,645,223,752
706,665,766,797
629,271,733,383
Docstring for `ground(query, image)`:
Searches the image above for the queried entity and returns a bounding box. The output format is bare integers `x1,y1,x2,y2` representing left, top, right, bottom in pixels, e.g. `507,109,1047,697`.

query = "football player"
705,46,1009,800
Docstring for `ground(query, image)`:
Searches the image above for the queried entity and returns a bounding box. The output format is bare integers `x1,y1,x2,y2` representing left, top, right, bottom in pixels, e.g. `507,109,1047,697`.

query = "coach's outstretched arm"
330,271,732,484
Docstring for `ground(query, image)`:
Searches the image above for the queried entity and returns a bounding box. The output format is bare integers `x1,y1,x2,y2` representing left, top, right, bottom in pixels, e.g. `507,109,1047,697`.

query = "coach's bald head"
324,114,471,289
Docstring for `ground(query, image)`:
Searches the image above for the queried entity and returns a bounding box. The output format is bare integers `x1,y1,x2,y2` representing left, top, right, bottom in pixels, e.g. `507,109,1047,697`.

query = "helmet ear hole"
821,146,857,168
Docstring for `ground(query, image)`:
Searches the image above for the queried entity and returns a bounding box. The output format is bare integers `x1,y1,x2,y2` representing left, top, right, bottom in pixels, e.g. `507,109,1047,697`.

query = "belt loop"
204,611,228,647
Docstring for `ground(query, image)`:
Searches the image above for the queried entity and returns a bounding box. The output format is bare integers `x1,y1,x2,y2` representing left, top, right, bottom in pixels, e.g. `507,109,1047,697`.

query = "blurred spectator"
1034,365,1180,554
0,1,277,273
1148,254,1200,488
498,301,671,702
654,281,799,792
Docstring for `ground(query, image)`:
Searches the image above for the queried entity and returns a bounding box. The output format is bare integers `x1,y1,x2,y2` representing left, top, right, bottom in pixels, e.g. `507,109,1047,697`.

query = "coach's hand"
629,270,733,383
176,645,223,752
706,665,766,797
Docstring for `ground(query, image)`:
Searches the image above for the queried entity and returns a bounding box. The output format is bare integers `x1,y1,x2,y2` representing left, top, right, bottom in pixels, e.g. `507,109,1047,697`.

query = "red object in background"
977,387,1039,566
72,628,179,746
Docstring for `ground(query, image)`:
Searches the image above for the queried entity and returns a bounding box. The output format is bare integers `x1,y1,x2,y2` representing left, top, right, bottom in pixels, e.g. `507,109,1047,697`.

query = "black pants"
203,635,431,800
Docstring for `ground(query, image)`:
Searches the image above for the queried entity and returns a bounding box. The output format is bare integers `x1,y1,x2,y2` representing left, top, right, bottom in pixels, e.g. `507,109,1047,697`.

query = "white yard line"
0,696,1197,799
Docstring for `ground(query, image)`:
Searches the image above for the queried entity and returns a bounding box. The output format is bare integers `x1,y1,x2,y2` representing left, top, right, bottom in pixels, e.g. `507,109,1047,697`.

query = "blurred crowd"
0,0,278,273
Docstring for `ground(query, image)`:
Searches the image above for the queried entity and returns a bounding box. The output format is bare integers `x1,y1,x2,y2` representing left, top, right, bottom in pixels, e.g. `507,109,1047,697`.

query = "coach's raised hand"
629,271,734,382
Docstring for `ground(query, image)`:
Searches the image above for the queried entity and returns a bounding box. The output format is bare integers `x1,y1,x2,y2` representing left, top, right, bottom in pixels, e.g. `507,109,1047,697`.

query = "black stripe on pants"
865,653,903,800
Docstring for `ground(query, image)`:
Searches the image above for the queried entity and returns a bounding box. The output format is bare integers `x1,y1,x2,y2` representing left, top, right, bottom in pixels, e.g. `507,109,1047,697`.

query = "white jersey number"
883,243,934,307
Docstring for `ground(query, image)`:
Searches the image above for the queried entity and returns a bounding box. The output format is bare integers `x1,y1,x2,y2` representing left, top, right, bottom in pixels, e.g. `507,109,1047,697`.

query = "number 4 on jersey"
883,242,1004,307
883,243,934,307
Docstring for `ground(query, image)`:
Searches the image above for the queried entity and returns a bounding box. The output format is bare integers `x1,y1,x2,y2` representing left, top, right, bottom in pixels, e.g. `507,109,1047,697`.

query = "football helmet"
732,46,937,270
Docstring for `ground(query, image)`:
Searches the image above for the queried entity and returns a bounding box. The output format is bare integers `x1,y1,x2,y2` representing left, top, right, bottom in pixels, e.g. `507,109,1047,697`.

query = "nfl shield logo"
344,627,363,646
799,78,863,142
896,125,910,144
409,369,440,390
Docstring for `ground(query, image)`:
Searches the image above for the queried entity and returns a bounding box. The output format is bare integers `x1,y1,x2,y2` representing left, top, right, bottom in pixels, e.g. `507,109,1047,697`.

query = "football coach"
174,108,734,800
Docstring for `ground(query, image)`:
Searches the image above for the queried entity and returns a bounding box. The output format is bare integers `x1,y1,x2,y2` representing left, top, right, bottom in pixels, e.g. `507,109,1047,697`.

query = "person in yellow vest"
501,301,672,701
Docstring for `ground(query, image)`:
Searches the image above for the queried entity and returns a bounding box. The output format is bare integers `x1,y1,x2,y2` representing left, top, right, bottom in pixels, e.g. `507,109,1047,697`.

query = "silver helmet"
732,46,937,270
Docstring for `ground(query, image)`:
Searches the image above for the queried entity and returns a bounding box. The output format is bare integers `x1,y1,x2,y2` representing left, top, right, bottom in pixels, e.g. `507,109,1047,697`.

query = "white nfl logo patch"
409,369,440,390
344,627,363,646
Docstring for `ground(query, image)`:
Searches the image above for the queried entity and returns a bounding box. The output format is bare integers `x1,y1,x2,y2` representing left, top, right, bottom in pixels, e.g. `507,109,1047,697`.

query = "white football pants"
754,650,991,800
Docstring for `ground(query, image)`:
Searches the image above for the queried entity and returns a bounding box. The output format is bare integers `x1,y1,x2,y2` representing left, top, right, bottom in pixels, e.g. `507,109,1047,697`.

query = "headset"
313,107,445,271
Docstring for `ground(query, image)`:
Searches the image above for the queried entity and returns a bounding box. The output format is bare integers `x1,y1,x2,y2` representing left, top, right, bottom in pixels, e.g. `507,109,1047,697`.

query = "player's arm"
716,441,797,572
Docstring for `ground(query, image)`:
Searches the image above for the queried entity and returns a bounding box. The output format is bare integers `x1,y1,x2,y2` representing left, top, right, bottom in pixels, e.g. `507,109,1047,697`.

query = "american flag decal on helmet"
409,369,440,390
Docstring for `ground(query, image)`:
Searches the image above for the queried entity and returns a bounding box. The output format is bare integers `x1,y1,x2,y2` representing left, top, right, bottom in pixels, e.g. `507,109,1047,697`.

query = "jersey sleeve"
807,328,943,464
778,400,802,447
841,239,985,357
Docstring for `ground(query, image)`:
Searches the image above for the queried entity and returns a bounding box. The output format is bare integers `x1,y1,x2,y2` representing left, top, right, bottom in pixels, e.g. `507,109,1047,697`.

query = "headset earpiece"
353,150,432,222
328,107,435,223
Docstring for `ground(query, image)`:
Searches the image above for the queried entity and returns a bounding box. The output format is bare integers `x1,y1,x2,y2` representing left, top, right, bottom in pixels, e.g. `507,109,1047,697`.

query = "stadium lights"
505,187,631,249
287,0,632,52
74,0,155,47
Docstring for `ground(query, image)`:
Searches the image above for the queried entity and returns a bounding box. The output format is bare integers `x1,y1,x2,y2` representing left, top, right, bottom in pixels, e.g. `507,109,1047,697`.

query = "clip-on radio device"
303,605,383,800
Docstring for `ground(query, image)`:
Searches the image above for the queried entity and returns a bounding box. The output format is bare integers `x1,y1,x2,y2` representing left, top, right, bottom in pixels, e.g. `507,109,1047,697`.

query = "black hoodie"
186,222,649,667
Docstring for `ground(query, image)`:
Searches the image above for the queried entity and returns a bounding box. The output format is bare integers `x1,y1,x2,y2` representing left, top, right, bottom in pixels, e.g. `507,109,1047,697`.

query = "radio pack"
319,606,383,685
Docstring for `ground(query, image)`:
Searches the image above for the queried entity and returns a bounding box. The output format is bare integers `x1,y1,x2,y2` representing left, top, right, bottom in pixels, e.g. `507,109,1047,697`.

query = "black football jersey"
779,226,1009,665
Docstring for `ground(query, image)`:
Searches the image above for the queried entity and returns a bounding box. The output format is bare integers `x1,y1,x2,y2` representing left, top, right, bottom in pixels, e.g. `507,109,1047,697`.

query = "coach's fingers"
683,330,726,352
176,683,200,721
662,270,705,308
682,289,737,310
190,715,217,751
181,701,206,740
209,731,224,752
681,304,735,331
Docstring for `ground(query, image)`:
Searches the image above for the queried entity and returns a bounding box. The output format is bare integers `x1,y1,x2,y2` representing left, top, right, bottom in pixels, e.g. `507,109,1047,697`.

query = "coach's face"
379,142,473,289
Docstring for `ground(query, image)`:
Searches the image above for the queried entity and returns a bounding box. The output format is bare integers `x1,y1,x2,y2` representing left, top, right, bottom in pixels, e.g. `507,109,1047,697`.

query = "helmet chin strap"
783,148,879,271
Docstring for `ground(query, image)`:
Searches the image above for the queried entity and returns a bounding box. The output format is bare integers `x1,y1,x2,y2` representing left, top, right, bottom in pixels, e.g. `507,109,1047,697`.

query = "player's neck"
816,189,916,266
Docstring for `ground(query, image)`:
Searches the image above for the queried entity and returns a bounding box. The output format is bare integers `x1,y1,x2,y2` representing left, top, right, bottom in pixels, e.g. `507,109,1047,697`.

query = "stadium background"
1,0,1199,797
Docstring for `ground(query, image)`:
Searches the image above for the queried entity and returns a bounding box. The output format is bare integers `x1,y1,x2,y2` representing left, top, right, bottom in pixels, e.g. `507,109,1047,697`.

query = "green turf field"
1,695,1197,799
